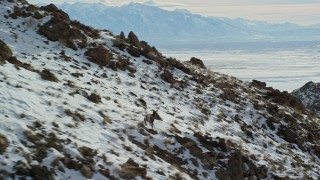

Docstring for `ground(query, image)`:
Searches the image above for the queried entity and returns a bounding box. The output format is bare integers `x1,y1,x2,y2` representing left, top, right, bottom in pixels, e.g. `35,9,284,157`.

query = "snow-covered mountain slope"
57,2,320,46
293,81,320,116
0,1,320,179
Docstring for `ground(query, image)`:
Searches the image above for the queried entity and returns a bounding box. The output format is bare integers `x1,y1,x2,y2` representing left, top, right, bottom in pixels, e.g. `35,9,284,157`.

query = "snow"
0,1,319,179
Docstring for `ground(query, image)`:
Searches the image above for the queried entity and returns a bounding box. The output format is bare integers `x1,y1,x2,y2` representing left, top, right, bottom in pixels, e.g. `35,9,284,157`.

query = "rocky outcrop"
38,4,99,50
140,41,161,61
161,69,176,84
0,40,13,64
85,45,113,67
126,45,140,57
292,81,320,115
128,31,141,48
119,158,147,179
189,57,206,69
38,16,86,50
167,57,192,74
265,88,305,112
113,32,162,61
251,79,267,89
87,93,102,104
40,69,59,82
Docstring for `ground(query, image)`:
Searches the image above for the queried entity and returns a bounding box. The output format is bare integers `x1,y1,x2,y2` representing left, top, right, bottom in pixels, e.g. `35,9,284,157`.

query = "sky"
28,0,320,25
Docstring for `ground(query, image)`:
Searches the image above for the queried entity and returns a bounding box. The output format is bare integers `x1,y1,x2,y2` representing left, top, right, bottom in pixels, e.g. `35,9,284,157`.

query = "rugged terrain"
0,0,320,179
293,81,320,116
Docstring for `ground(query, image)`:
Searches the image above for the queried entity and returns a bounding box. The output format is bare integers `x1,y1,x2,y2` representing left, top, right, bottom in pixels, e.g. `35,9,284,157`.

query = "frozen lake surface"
163,47,320,92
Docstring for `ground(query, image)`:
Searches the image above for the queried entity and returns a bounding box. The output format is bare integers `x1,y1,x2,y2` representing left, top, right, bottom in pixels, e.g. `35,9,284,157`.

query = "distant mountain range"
57,2,320,47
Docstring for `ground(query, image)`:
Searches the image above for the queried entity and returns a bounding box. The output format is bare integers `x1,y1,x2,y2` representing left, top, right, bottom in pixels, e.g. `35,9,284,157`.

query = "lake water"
162,47,320,92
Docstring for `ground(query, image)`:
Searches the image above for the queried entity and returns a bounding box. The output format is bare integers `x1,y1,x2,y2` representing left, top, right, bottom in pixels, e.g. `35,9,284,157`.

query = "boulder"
26,4,38,12
251,80,266,89
80,165,92,179
0,40,12,64
30,165,53,180
227,150,244,180
142,59,153,65
128,31,141,48
9,6,22,19
167,57,191,74
33,11,43,19
190,57,206,69
85,45,113,67
119,31,126,40
161,69,176,84
14,161,30,176
40,69,59,82
107,57,130,71
87,93,102,104
140,41,161,60
0,134,8,154
119,159,147,179
38,17,86,50
126,45,140,57
292,81,320,115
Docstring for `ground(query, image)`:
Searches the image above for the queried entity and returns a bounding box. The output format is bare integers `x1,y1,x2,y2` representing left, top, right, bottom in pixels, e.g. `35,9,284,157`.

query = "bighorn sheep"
144,110,162,128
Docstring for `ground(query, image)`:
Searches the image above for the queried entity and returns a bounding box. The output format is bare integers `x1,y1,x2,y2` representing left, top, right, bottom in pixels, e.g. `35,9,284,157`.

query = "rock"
30,165,53,180
140,41,161,60
87,93,102,104
161,69,176,84
107,57,131,71
85,45,113,67
0,40,13,64
33,11,43,19
266,117,276,131
119,159,147,179
167,57,191,74
126,45,140,57
125,158,139,167
265,89,305,113
218,138,228,152
282,128,297,144
38,15,86,50
40,69,59,82
14,161,30,176
71,20,100,39
26,4,38,12
78,146,97,157
190,57,206,69
251,80,266,89
0,134,8,154
142,59,153,65
128,31,141,48
215,169,231,180
119,31,125,40
228,150,244,180
40,4,63,16
157,58,169,68
80,165,92,179
292,81,320,115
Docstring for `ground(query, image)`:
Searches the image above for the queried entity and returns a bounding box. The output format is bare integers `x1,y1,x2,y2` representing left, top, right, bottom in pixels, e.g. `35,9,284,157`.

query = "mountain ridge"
0,0,320,179
57,2,320,47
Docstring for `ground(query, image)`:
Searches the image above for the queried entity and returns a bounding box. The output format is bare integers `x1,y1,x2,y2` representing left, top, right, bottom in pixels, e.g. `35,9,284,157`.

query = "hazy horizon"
28,0,320,25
